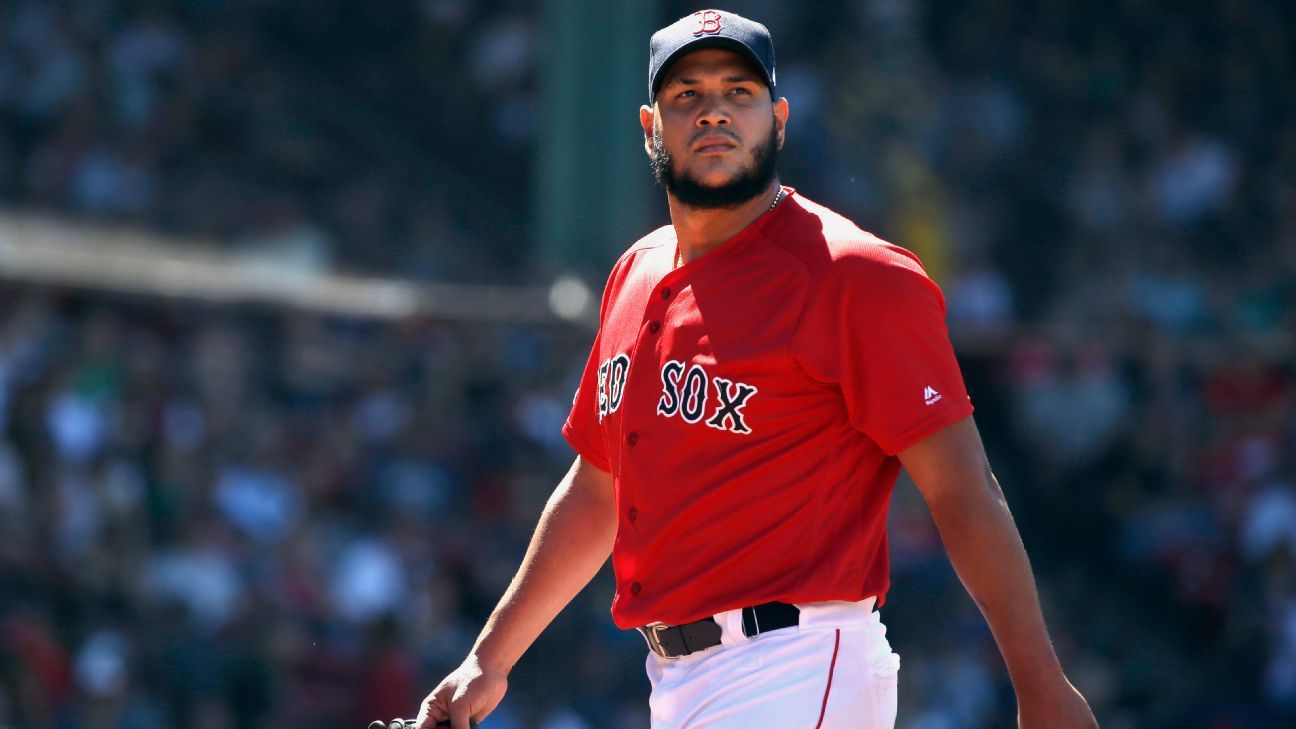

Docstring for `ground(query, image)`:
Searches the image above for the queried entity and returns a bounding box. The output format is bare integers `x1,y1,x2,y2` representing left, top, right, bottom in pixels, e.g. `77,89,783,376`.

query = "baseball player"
417,10,1098,729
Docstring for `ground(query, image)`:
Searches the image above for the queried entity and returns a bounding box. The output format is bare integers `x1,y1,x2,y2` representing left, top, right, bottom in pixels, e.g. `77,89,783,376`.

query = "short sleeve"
791,243,974,455
562,329,612,472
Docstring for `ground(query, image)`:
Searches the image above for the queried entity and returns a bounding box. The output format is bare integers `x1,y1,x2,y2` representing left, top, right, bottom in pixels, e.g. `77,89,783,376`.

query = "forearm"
469,458,617,674
926,466,1063,689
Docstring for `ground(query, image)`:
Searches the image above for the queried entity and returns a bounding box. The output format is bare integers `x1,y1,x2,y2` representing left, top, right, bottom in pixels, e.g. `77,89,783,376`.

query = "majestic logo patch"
692,10,723,36
598,354,630,421
923,386,942,406
657,360,757,434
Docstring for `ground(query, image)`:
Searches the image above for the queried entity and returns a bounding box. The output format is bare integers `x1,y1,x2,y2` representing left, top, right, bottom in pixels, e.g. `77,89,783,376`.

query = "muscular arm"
898,416,1097,728
417,456,617,729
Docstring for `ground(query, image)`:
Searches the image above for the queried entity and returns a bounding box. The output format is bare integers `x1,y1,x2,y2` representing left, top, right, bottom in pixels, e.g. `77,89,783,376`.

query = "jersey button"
661,287,671,299
648,321,660,333
628,507,638,522
631,582,642,595
627,432,638,446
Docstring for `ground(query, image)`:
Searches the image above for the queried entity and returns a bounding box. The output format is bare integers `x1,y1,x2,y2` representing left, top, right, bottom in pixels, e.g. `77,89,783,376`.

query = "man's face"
642,49,788,209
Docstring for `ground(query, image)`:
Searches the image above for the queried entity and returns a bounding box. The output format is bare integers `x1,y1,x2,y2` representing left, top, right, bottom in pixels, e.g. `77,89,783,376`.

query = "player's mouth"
692,135,739,154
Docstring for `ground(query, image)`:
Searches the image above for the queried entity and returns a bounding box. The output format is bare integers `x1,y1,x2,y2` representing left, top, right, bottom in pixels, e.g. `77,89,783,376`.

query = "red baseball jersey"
563,188,974,629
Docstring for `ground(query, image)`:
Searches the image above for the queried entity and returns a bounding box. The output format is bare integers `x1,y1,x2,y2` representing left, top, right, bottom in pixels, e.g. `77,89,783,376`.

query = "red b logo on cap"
693,10,723,36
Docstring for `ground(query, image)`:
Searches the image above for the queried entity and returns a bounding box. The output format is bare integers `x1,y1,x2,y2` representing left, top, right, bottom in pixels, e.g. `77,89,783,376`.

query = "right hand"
415,655,508,729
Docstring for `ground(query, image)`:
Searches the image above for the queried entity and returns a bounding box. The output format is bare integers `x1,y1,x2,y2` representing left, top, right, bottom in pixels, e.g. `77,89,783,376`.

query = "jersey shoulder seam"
596,226,674,324
758,205,891,380
753,233,819,369
620,225,675,259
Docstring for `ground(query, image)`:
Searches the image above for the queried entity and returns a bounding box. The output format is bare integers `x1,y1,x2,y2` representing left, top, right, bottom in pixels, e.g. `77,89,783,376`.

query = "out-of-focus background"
0,1,1292,727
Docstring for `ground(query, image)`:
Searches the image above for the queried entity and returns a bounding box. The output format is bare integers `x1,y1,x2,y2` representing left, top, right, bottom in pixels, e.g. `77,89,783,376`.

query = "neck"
669,180,783,265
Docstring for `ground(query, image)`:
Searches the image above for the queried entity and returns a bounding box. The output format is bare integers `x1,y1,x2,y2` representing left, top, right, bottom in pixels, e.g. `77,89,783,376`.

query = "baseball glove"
368,718,480,729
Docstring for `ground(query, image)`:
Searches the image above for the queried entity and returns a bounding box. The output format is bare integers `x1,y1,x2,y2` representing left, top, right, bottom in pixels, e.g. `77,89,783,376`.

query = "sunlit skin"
640,49,790,264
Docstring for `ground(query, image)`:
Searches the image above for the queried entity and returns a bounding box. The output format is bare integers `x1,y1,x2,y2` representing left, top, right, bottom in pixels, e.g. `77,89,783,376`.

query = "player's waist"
636,597,878,659
610,562,892,630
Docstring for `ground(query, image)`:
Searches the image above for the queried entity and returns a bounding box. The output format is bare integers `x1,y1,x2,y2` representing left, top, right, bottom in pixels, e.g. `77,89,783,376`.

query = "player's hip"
644,598,898,728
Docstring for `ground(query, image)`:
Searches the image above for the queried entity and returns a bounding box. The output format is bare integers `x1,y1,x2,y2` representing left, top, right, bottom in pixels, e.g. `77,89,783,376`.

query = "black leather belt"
637,602,801,658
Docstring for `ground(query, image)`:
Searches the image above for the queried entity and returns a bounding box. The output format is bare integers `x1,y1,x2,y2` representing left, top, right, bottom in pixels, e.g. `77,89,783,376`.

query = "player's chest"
594,249,812,434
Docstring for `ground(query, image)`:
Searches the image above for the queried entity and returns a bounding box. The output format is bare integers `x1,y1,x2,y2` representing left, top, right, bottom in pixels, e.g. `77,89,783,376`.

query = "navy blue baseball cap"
648,9,776,102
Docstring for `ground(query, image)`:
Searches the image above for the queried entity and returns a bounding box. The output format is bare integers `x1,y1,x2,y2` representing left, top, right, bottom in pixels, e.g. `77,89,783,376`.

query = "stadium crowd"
1,1,1293,728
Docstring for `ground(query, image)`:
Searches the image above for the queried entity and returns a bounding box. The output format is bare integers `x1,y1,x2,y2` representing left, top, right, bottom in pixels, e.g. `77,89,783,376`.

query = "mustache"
688,129,742,146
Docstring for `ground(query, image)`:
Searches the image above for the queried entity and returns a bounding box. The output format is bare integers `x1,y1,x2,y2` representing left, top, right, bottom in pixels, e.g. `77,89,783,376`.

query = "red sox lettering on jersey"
596,354,630,421
564,189,974,629
601,354,758,433
656,360,758,433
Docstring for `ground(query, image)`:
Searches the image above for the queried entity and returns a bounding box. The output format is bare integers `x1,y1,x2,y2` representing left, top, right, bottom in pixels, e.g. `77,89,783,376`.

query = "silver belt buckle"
638,623,679,659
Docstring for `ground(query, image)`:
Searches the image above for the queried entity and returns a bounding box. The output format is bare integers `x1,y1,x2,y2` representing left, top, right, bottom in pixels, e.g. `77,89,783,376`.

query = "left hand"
1017,677,1099,728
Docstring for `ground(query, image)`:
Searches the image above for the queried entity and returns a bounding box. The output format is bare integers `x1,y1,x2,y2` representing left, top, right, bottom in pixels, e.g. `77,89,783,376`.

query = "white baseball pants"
644,598,899,728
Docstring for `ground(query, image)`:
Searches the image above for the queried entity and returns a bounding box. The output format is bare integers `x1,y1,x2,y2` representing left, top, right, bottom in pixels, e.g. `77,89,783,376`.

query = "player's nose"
695,96,732,126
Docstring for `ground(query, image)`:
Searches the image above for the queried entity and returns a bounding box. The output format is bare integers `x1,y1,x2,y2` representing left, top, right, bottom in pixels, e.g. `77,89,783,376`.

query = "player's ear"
640,105,655,156
773,97,789,151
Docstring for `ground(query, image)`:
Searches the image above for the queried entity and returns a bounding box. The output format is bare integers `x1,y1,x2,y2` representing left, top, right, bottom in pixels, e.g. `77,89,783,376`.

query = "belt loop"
718,607,744,648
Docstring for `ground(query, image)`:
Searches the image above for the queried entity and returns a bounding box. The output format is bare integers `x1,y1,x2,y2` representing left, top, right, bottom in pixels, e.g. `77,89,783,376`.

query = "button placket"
619,280,672,472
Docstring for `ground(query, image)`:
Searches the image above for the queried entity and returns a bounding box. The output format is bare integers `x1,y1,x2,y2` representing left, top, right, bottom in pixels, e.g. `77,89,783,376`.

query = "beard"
649,120,779,210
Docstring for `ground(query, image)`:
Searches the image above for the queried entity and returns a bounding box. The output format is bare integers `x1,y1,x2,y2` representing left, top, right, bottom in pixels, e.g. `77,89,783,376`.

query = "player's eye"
729,87,751,95
677,89,697,98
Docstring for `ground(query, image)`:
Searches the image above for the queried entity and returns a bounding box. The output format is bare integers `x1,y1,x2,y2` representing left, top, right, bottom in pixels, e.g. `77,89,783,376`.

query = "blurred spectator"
1012,341,1131,468
1147,132,1240,226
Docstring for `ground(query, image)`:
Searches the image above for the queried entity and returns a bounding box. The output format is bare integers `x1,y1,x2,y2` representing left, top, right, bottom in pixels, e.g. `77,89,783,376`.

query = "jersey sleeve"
563,253,633,473
791,242,974,455
562,331,611,472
